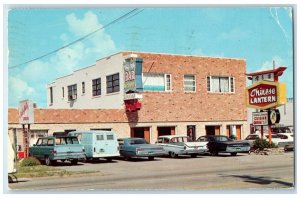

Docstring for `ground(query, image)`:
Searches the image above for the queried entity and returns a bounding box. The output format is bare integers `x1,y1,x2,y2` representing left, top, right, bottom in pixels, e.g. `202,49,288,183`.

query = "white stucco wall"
47,52,125,109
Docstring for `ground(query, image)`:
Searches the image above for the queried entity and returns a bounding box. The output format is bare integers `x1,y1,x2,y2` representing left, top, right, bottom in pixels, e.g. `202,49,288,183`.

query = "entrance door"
130,127,151,143
236,125,241,140
157,126,175,137
187,125,196,141
205,126,220,136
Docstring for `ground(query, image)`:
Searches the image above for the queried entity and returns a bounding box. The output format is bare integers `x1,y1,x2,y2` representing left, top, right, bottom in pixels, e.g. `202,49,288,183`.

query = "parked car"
117,138,165,160
156,135,208,158
244,134,260,148
197,135,250,156
245,133,292,148
29,135,86,166
271,126,292,134
276,133,294,151
69,130,120,162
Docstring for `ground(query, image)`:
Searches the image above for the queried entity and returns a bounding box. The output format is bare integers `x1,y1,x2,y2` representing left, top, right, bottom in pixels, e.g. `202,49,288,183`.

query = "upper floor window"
143,73,171,92
92,78,101,96
207,76,235,93
62,87,64,98
68,84,77,101
106,73,120,94
82,82,85,94
184,75,196,92
50,87,53,104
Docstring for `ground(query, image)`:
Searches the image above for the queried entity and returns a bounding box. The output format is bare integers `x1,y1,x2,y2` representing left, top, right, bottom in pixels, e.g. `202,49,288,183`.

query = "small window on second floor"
184,74,196,92
67,84,77,101
92,78,101,96
106,73,120,94
82,82,85,94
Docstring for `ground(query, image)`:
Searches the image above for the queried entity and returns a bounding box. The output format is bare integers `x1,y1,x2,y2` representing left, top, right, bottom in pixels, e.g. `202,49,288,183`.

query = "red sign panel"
247,82,278,109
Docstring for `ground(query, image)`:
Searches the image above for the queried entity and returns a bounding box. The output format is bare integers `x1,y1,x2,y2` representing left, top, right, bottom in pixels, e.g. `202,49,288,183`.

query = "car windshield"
129,139,148,145
214,136,231,142
55,137,79,145
246,135,258,140
265,134,279,139
170,137,192,143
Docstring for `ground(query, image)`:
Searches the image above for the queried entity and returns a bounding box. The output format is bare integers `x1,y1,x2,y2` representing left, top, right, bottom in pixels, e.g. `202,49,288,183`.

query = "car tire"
124,156,131,161
106,158,113,162
148,156,155,161
170,152,178,158
191,154,197,158
211,150,218,156
71,159,78,165
231,152,237,156
45,156,52,166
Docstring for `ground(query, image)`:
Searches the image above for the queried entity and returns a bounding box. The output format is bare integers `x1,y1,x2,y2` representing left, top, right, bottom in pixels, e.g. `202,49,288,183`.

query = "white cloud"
65,11,116,55
259,56,285,71
9,76,35,103
66,11,102,37
219,28,249,40
8,11,117,107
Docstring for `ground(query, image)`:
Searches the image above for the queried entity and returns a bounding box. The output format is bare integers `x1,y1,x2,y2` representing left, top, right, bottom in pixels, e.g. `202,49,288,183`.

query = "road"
8,152,294,192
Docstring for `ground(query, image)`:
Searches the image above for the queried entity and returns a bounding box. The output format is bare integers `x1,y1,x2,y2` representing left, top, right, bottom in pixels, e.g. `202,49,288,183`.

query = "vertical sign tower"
246,67,287,144
18,99,35,158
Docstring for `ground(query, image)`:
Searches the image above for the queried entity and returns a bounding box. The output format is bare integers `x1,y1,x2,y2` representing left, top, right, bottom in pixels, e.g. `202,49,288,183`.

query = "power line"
9,8,143,69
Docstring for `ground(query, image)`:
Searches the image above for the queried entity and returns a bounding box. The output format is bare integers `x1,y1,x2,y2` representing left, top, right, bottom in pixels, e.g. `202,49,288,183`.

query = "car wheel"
170,152,178,158
71,159,78,165
231,152,237,156
211,150,218,156
124,156,131,161
148,156,155,161
45,156,52,166
106,158,113,162
191,154,197,158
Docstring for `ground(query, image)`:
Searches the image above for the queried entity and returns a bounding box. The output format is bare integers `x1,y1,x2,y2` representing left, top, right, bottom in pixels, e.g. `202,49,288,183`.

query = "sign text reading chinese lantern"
246,81,281,110
249,86,277,104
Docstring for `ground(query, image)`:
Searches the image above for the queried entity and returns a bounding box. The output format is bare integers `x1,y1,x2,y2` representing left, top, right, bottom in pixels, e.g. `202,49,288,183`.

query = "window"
62,87,64,98
68,84,77,101
92,78,101,96
165,74,171,91
82,82,85,94
107,135,114,140
47,139,54,146
143,73,172,91
97,135,104,141
50,87,53,104
106,73,120,94
207,76,235,93
184,75,196,92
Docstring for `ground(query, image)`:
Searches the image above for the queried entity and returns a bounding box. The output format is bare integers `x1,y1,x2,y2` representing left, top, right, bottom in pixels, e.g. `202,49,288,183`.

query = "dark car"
197,135,250,156
117,138,166,160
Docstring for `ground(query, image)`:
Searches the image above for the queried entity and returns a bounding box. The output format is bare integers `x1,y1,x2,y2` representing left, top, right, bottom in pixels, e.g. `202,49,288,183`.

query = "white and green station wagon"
156,135,208,158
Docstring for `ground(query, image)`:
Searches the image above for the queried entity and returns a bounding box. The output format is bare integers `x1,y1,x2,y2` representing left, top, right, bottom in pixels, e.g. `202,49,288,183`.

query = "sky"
6,6,294,108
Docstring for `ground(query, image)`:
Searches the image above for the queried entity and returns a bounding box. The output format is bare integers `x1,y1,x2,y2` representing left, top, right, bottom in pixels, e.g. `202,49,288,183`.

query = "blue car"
117,138,166,160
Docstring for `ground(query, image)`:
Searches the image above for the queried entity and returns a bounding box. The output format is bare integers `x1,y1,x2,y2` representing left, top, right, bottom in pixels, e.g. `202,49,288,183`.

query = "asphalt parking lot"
9,152,294,191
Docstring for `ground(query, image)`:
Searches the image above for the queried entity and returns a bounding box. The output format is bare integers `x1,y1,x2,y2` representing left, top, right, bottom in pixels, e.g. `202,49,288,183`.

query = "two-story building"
8,51,249,149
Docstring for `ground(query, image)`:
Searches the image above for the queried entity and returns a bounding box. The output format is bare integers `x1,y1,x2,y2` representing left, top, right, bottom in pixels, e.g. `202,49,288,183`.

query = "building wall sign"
246,81,286,110
252,112,268,126
19,99,34,124
123,55,143,93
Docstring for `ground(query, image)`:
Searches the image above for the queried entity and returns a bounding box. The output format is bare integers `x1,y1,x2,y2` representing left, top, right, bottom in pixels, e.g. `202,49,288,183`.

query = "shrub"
253,139,277,150
19,157,41,167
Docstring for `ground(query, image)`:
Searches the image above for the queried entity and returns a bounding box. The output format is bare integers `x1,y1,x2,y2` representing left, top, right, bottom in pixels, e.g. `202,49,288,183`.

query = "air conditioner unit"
69,95,77,100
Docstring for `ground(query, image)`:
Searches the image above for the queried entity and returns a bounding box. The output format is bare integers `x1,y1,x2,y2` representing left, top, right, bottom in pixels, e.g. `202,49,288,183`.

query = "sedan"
197,135,250,156
117,138,166,160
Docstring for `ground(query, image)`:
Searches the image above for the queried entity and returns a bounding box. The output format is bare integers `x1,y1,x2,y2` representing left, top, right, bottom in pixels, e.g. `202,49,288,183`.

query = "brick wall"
124,52,247,122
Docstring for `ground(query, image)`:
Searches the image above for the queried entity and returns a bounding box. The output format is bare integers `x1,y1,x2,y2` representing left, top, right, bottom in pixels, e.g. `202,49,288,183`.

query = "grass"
14,164,99,178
